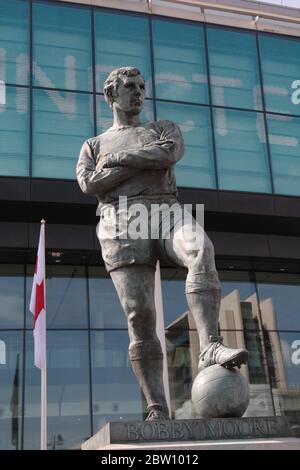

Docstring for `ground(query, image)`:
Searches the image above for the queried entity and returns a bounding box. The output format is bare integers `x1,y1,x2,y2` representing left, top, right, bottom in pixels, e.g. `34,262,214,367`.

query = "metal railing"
162,0,300,25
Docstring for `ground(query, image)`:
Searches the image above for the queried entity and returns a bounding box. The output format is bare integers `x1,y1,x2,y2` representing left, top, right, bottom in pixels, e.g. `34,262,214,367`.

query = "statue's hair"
103,67,145,107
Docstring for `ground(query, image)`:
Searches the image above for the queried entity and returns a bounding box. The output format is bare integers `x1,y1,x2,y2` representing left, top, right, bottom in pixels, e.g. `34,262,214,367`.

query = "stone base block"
81,416,291,450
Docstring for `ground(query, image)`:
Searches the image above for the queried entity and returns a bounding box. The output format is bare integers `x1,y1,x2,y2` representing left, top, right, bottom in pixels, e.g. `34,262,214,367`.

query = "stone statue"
77,67,249,421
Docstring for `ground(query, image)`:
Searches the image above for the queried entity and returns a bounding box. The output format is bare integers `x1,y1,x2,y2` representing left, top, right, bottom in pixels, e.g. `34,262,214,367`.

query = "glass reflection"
256,272,300,331
23,331,90,450
157,101,216,189
153,19,208,104
0,331,23,450
0,265,24,328
33,2,92,91
207,27,262,110
213,108,271,192
267,114,300,197
91,330,143,430
32,89,93,179
0,86,29,177
0,0,29,86
259,34,300,116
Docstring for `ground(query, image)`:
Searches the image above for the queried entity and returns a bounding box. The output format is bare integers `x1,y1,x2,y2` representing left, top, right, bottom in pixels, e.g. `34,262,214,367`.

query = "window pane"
0,86,28,176
26,266,88,329
207,27,262,110
161,269,188,327
0,265,24,328
213,108,271,192
24,331,90,450
96,95,154,135
94,11,152,96
166,325,194,419
153,19,208,104
157,101,216,189
91,331,143,430
0,331,23,450
32,89,93,179
264,331,300,431
256,272,300,331
259,34,300,116
219,271,259,332
0,0,29,86
33,2,92,91
267,113,300,196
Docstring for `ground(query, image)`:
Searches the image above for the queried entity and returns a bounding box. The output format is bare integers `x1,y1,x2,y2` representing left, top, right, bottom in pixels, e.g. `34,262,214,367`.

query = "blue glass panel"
156,101,216,189
0,265,24,328
91,330,143,429
94,11,152,96
32,89,93,179
152,19,208,104
0,86,28,176
24,331,90,450
256,272,300,331
267,113,300,196
161,269,187,326
0,331,23,450
207,27,262,110
277,332,300,391
259,34,300,115
96,95,154,134
213,108,271,192
33,2,92,91
0,0,29,85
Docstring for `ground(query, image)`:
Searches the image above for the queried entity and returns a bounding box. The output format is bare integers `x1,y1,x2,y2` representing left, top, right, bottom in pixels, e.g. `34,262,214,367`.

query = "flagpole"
40,219,47,451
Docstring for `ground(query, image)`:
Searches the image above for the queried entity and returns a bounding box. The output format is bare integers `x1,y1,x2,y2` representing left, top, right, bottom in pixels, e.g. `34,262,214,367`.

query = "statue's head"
104,67,146,115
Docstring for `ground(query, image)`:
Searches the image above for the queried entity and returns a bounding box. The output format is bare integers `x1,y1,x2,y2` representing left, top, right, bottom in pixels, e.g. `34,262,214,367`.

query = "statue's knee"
129,339,163,361
127,304,156,338
202,237,215,266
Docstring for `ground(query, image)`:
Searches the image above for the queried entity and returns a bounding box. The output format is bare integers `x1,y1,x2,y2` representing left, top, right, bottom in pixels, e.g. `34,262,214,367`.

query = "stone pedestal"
82,416,292,450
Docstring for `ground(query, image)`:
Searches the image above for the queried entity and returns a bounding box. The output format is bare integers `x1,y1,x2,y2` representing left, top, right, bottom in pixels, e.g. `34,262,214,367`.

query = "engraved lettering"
183,421,194,439
140,423,156,440
158,422,170,440
127,423,139,441
205,420,220,438
172,421,184,439
222,419,236,437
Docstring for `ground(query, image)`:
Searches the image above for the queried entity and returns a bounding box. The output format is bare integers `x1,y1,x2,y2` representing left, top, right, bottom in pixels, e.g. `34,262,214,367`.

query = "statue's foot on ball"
198,335,249,372
146,405,170,421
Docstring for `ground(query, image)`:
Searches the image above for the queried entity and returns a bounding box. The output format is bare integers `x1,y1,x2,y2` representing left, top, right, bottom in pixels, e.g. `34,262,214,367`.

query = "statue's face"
113,74,146,115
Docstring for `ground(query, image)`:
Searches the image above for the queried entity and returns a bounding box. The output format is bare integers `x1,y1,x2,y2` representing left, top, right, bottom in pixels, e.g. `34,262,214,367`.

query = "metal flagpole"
40,219,47,450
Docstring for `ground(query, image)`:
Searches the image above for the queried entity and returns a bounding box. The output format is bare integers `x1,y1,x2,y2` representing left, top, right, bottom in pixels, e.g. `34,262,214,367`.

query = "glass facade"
0,0,300,194
0,0,300,451
0,265,299,449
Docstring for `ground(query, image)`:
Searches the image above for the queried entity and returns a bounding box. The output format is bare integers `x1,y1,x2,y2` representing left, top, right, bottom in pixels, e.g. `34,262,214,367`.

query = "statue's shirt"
76,120,184,207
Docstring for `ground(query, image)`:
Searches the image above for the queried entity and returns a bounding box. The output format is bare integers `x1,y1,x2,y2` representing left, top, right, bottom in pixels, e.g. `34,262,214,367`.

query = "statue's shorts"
96,195,220,293
97,196,181,272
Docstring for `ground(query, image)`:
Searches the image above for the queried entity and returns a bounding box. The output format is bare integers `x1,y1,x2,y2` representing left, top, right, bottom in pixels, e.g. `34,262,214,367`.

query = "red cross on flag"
29,220,46,370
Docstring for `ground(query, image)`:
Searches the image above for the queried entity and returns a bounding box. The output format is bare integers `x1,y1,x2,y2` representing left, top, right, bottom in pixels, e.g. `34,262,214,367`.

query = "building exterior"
0,0,300,449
